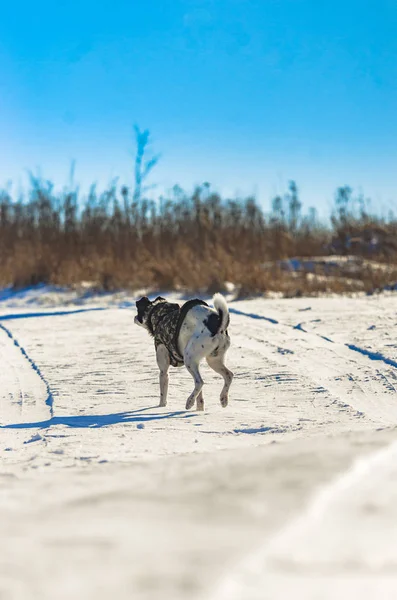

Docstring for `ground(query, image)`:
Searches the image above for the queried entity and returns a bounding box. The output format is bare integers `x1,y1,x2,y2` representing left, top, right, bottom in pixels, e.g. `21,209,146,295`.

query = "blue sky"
1,0,397,215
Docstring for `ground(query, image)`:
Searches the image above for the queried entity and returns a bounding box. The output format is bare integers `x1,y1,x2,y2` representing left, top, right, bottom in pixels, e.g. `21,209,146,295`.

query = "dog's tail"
213,293,230,334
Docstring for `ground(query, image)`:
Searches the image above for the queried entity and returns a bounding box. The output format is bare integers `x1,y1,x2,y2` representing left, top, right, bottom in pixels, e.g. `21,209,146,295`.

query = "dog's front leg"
156,345,170,407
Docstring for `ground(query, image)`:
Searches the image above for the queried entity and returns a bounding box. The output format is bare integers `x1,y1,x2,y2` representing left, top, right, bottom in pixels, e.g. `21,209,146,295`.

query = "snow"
1,287,397,599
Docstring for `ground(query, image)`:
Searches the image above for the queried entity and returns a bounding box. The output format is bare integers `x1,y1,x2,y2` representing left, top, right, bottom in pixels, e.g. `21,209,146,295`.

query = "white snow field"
1,287,397,600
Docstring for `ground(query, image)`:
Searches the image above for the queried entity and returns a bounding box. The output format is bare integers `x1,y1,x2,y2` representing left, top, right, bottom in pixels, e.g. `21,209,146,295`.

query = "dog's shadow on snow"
1,406,196,430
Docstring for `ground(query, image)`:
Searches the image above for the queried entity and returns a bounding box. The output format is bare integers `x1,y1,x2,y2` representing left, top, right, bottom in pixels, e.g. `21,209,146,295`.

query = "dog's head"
134,296,166,329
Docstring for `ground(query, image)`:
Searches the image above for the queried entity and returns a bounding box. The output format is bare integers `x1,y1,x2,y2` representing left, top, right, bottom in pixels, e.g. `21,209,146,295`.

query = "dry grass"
1,179,397,297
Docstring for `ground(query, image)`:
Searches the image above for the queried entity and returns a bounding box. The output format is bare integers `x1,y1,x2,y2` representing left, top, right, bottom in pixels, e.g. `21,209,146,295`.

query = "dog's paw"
186,396,196,410
196,393,204,411
159,401,167,408
220,395,228,408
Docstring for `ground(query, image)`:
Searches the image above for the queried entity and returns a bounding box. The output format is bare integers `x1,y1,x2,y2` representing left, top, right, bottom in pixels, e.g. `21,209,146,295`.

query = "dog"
134,294,233,411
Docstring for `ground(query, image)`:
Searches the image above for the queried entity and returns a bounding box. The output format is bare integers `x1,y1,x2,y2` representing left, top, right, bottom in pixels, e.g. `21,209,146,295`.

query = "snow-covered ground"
1,287,397,599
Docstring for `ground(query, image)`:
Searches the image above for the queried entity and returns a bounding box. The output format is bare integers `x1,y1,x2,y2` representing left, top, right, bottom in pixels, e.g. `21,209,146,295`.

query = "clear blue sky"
1,0,396,215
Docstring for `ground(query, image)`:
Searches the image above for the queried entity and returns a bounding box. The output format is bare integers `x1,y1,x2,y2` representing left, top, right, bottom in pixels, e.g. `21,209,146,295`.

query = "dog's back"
177,298,230,359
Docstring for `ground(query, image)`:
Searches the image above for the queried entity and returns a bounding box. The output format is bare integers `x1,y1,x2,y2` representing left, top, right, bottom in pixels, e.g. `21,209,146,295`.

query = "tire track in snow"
236,331,371,423
346,343,397,369
0,307,105,322
229,307,279,325
295,319,397,369
232,307,397,424
230,307,397,371
0,341,24,407
0,323,54,417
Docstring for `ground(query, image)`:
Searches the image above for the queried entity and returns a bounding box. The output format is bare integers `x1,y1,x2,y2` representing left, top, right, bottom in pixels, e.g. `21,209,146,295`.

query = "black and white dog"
134,294,233,411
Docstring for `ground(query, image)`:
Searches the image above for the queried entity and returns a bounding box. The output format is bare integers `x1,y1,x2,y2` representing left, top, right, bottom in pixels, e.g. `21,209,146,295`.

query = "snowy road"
1,290,397,599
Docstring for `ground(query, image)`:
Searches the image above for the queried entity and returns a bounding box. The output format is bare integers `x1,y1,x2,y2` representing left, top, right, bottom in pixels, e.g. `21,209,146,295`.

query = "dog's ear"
153,296,166,304
136,296,151,308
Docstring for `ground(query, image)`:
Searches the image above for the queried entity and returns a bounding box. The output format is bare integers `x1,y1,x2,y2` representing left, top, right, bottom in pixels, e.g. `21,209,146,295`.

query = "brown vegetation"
1,176,397,297
1,131,397,297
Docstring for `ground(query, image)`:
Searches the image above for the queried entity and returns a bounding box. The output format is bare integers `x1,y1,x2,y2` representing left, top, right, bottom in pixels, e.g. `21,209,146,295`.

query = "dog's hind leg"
206,353,233,408
184,358,204,410
156,344,170,407
184,339,206,410
196,391,204,411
